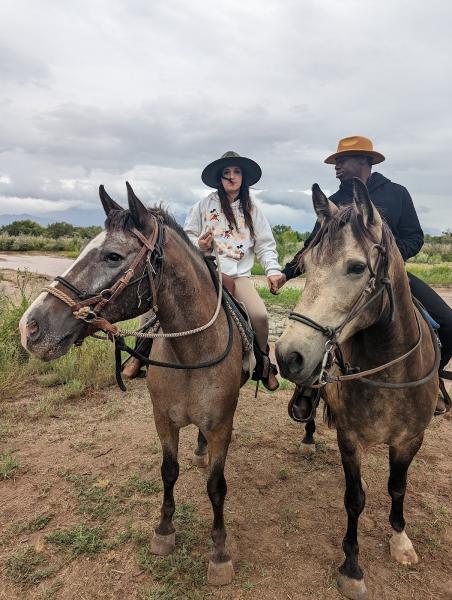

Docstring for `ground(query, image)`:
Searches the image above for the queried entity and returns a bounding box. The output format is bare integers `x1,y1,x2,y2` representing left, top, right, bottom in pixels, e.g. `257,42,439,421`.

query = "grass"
406,263,452,286
120,474,162,498
256,285,302,308
45,523,106,555
5,547,53,585
0,451,20,479
0,271,140,404
14,513,55,535
137,503,210,600
60,471,115,521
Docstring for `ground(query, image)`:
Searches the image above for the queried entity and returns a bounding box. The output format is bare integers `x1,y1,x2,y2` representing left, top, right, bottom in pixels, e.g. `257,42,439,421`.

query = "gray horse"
19,183,246,586
276,179,438,599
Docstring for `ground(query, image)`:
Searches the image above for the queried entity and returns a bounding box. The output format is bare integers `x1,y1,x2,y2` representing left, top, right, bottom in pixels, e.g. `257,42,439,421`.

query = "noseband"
289,243,440,389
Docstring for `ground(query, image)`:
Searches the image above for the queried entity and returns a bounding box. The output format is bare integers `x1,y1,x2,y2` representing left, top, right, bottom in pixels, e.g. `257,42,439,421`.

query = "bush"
0,234,84,254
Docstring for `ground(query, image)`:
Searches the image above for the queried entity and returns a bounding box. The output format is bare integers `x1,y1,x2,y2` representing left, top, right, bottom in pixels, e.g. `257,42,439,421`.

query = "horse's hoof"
337,573,368,600
193,453,209,468
299,442,316,457
150,531,176,556
389,530,419,565
207,559,235,586
361,477,368,492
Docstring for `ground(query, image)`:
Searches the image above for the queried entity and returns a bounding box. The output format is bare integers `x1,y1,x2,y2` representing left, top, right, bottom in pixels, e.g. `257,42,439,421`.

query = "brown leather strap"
326,308,423,383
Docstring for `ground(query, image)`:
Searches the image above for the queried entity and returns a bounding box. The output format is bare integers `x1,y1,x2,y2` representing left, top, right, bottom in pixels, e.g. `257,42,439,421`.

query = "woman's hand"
198,229,214,252
267,273,286,295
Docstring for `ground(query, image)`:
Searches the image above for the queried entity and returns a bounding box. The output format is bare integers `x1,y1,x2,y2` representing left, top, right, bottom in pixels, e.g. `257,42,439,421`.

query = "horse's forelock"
298,204,394,270
105,205,192,246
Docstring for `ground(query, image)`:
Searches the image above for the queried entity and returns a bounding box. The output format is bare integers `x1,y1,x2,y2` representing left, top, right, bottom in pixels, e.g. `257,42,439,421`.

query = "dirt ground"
1,267,451,599
1,374,451,600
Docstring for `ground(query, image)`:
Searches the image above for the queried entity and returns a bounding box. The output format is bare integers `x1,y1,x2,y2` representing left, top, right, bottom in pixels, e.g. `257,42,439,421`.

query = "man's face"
335,155,367,181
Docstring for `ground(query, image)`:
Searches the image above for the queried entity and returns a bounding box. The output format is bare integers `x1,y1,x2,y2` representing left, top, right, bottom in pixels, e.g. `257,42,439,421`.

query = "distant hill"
0,210,105,227
0,213,53,226
0,208,186,228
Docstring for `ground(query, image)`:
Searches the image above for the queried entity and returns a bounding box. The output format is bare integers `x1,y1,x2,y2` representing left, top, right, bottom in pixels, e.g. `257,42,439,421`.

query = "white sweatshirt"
184,191,281,278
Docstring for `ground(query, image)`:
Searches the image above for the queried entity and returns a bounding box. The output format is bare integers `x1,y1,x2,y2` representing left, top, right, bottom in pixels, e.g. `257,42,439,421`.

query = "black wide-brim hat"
201,151,262,189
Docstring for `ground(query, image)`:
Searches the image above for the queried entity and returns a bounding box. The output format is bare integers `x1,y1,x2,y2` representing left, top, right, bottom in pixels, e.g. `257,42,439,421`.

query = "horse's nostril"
26,319,40,340
276,345,304,378
287,351,304,371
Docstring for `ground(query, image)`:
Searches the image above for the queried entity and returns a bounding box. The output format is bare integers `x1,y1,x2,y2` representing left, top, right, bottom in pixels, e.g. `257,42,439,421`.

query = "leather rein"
289,243,440,390
42,216,234,390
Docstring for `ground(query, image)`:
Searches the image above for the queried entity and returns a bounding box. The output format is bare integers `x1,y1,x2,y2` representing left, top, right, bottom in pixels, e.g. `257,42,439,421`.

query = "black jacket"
283,172,424,279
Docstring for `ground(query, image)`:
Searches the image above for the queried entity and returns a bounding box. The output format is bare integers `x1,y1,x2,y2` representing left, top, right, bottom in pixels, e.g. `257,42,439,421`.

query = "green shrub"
406,264,452,286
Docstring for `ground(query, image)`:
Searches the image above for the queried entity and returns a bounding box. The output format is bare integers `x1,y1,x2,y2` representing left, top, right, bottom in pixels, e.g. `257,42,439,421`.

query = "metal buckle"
83,309,97,323
100,289,113,300
318,339,335,385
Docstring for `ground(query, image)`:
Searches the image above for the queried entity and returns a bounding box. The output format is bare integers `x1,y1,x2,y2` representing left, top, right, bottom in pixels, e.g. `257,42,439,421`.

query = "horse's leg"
204,422,235,586
336,431,368,600
300,418,316,456
193,429,209,468
151,421,180,556
388,435,423,566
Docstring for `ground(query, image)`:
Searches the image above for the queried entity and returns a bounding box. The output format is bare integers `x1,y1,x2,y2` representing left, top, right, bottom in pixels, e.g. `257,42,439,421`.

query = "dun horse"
19,183,245,585
276,179,439,600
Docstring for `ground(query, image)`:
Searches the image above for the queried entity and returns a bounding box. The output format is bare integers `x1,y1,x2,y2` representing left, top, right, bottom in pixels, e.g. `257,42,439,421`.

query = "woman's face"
221,165,242,195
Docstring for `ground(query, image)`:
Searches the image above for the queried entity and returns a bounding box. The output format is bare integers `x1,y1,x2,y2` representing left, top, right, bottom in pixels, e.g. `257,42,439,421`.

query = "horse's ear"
126,181,149,231
352,177,382,228
99,185,123,215
312,183,338,223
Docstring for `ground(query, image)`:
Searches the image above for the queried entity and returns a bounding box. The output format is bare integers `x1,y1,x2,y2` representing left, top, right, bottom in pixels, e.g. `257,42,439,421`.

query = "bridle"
288,242,440,389
41,216,237,390
43,215,164,338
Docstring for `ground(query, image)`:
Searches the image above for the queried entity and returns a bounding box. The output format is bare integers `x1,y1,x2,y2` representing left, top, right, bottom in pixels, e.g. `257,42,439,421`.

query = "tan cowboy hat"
201,151,262,189
324,135,385,165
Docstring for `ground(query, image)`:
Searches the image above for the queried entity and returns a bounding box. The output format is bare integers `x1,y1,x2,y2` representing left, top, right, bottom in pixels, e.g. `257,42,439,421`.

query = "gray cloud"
0,0,451,234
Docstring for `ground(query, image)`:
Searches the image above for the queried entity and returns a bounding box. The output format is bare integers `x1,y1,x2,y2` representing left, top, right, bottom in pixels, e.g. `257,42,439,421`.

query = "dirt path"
1,378,451,600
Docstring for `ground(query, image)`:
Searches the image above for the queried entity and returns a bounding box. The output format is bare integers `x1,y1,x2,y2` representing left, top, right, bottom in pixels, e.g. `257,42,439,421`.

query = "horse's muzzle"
275,344,304,382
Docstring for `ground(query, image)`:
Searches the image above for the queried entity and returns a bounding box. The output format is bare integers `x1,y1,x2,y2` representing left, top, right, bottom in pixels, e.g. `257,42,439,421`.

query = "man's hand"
267,273,286,295
198,229,214,252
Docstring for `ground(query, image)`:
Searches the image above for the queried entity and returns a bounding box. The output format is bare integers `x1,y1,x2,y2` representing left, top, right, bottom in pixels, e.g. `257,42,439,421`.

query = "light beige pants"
233,276,269,352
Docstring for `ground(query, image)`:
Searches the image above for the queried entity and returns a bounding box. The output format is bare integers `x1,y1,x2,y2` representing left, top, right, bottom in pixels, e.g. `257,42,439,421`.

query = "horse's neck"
156,235,220,336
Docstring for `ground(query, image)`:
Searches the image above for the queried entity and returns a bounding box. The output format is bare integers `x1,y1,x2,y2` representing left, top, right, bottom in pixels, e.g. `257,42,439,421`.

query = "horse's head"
19,183,158,361
276,178,393,385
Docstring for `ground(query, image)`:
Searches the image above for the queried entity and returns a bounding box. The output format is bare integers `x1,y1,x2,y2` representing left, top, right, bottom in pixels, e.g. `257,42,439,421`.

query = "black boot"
121,336,153,379
252,344,279,391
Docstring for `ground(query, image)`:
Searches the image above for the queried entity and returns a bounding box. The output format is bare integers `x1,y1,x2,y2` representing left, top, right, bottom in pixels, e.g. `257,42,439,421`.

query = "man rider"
274,135,452,419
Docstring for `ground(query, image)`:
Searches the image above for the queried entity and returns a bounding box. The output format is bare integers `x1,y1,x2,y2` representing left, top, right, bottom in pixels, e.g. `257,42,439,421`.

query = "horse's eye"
105,252,123,263
348,262,367,275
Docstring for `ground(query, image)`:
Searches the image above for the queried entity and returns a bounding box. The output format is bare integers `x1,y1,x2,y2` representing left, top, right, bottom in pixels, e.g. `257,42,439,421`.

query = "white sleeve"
253,204,282,276
184,201,203,249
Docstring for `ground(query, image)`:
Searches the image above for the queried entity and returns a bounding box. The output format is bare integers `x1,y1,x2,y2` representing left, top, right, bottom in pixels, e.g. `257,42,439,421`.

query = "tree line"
0,220,103,239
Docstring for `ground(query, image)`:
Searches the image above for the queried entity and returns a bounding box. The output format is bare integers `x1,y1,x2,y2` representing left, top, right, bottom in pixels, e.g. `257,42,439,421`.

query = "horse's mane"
105,205,192,246
298,204,396,270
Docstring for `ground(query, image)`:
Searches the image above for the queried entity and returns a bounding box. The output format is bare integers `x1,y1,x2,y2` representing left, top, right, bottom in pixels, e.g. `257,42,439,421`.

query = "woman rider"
184,151,285,390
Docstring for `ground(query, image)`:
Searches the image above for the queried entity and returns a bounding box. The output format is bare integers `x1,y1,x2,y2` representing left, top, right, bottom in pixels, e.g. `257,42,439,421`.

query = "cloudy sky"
0,0,451,233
